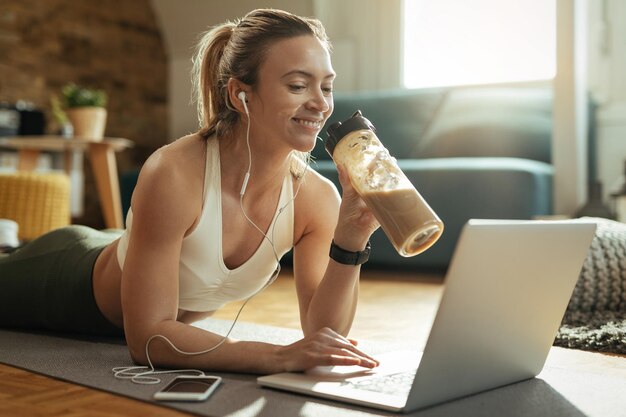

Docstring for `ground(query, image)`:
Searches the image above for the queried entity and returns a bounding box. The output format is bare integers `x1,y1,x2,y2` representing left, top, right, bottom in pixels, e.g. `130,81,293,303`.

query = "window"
402,0,556,89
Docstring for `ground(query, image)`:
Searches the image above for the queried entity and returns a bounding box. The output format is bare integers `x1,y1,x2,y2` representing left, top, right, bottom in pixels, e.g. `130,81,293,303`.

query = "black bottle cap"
325,110,376,157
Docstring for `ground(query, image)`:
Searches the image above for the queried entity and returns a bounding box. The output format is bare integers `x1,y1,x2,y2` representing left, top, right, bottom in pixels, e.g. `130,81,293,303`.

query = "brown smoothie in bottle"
361,187,443,256
327,111,444,257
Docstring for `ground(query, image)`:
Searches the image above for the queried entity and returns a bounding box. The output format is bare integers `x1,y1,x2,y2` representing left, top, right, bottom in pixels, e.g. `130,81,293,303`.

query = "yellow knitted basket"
0,172,71,241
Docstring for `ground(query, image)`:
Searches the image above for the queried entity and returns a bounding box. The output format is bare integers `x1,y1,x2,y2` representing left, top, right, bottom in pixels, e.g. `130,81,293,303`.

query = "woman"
0,9,380,374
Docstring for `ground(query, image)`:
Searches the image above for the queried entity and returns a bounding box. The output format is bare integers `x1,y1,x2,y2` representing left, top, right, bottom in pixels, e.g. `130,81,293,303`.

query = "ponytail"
191,22,236,138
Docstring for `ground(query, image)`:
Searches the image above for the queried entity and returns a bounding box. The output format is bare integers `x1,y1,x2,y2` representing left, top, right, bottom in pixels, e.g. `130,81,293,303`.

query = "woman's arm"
121,149,377,374
119,148,278,372
293,165,380,337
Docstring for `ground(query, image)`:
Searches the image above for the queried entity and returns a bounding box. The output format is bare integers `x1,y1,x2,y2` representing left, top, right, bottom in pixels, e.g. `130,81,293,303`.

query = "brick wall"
0,0,168,228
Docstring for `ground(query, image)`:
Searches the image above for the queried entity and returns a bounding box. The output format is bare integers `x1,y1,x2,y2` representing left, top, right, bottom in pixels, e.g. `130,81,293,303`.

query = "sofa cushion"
313,88,447,162
413,87,552,163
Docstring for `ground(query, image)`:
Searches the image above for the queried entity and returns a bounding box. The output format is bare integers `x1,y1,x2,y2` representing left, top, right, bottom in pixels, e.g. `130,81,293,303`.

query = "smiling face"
247,35,335,153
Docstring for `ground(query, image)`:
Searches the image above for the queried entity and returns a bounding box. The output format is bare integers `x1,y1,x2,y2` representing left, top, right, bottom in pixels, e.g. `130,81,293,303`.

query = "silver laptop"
258,219,597,412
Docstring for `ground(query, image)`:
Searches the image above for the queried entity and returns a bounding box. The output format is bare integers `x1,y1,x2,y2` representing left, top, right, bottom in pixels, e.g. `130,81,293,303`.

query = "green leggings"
0,225,124,337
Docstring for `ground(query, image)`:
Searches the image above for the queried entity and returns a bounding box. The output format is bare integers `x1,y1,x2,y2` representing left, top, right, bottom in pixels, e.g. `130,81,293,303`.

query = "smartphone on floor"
153,375,222,401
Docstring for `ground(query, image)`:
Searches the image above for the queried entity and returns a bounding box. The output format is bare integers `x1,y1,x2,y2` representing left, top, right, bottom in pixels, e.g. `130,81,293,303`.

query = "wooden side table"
0,135,133,229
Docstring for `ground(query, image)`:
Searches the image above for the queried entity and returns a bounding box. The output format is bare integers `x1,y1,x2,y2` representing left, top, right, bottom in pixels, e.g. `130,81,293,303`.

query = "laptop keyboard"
340,370,416,396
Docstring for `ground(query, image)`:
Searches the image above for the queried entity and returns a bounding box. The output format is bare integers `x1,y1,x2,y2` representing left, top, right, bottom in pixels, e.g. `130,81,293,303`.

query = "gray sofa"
312,86,555,270
120,86,559,271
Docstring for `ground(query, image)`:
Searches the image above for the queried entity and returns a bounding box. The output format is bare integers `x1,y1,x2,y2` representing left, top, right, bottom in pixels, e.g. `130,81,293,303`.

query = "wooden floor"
0,268,444,417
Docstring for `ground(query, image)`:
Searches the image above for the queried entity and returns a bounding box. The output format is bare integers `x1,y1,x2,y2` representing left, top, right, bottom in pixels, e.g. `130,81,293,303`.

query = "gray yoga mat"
0,319,624,417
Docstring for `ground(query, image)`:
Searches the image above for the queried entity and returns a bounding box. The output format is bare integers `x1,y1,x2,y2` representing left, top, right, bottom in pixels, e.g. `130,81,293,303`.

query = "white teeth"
295,119,320,128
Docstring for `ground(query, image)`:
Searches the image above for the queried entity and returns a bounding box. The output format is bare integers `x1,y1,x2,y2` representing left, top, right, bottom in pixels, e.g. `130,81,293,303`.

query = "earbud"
238,91,249,116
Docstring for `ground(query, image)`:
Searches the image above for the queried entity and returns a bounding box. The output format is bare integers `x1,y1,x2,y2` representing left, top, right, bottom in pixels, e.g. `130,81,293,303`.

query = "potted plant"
60,83,108,140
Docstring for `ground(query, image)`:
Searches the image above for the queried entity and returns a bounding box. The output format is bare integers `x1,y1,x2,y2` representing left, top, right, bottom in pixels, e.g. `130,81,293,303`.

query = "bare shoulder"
131,134,207,234
300,168,340,204
294,168,341,241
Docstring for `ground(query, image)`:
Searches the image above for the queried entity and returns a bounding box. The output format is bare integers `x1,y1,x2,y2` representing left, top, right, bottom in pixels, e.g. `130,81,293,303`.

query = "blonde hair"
191,8,331,178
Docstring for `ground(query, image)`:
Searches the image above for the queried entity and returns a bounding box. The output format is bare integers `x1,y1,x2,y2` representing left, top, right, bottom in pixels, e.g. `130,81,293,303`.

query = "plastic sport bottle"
326,110,444,257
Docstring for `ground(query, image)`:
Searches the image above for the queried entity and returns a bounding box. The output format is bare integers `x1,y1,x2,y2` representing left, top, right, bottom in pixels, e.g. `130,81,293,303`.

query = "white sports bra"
116,137,294,311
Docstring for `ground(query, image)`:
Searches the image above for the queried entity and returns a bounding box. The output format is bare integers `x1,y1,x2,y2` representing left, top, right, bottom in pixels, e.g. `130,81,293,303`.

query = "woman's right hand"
275,327,379,372
333,164,380,252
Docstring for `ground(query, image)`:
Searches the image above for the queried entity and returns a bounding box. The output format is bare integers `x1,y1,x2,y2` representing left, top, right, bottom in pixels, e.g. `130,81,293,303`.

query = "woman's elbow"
126,334,149,365
123,323,153,365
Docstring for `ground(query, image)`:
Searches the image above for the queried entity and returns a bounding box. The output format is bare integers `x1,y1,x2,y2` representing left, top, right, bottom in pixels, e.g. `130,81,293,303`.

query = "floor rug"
556,311,626,354
0,319,624,417
554,218,626,355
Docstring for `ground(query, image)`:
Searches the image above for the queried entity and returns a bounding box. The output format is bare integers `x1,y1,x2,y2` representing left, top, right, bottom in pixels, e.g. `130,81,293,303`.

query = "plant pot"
66,107,107,140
